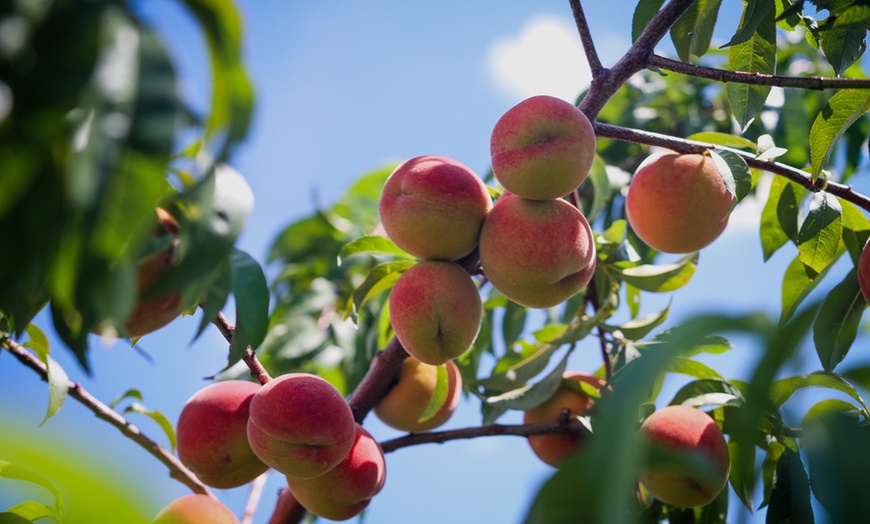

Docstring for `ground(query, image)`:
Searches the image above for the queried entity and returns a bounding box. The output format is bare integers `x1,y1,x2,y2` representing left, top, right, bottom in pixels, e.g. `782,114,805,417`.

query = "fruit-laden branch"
346,337,410,422
0,333,214,498
595,122,870,213
212,312,272,385
647,54,870,90
378,418,591,453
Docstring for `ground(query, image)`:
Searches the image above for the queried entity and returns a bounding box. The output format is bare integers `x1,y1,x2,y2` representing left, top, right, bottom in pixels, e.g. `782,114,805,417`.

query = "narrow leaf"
766,448,814,524
726,1,776,131
348,260,415,317
797,192,843,275
338,235,412,263
611,253,699,292
418,364,449,423
484,352,570,411
760,177,802,261
125,402,178,452
24,324,69,426
687,131,757,150
228,249,270,364
810,90,870,180
813,268,866,371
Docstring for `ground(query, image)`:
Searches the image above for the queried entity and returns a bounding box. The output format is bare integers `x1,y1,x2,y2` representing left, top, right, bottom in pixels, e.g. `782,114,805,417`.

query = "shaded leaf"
670,378,744,408
780,252,840,327
813,268,866,371
726,2,776,131
418,364,449,423
760,177,802,261
766,448,814,524
810,89,870,180
709,149,752,208
670,0,723,61
768,371,870,414
347,260,415,318
228,249,270,365
632,0,666,42
484,352,570,411
602,301,670,340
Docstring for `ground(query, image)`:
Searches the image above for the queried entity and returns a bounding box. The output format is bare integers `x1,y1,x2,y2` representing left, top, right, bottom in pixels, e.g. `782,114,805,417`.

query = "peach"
523,372,606,467
478,194,596,308
625,152,732,254
858,239,870,304
388,260,482,365
378,155,492,260
287,424,386,521
374,358,462,432
638,405,731,508
176,380,268,489
490,95,596,200
246,373,356,479
152,494,239,524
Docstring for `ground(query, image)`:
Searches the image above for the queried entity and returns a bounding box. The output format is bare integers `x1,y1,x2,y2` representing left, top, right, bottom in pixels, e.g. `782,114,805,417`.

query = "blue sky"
1,2,868,523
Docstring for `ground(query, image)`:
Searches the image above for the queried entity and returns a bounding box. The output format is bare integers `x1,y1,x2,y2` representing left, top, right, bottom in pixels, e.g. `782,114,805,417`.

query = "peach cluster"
167,374,385,522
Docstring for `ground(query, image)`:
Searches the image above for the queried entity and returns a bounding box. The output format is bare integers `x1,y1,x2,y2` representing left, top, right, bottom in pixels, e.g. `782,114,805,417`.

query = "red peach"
151,494,239,524
246,373,356,479
287,424,386,521
374,358,462,432
176,380,268,489
388,260,482,365
491,95,596,200
858,239,870,304
478,195,596,308
378,155,492,260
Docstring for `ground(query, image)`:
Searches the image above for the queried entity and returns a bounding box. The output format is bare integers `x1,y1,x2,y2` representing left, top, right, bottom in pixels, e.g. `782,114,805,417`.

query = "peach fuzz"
378,155,492,260
478,194,596,309
490,95,596,201
639,405,731,508
247,373,356,479
152,494,239,524
523,372,606,467
287,424,386,521
374,358,462,432
858,239,870,304
389,260,482,365
625,152,732,254
176,380,267,489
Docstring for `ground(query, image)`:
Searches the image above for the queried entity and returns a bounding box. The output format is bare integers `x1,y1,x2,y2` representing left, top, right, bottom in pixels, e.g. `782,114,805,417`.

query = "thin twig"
212,311,271,385
648,54,870,90
0,333,214,498
379,419,590,453
241,471,269,524
569,0,604,76
594,122,870,212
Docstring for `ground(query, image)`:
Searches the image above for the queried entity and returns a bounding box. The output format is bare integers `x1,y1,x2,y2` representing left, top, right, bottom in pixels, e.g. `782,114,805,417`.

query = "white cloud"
487,16,591,103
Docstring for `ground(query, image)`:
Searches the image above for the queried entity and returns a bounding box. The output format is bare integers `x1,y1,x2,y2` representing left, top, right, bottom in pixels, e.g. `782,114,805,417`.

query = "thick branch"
648,54,870,90
379,419,590,453
595,122,870,213
347,337,409,422
0,333,214,497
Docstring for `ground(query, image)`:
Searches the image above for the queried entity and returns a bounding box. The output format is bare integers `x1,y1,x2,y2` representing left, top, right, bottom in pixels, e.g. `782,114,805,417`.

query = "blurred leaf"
769,371,869,414
686,132,757,150
484,352,570,411
338,235,411,263
418,364,449,424
228,249,270,366
602,301,670,340
765,448,814,524
670,378,744,408
813,268,866,372
728,438,757,511
797,192,842,275
502,300,528,348
124,403,177,452
0,460,61,500
476,343,561,392
632,0,666,42
584,155,611,222
802,398,863,423
23,324,69,427
4,500,62,523
662,357,724,382
760,177,802,261
107,389,144,410
810,89,870,180
347,260,415,318
780,252,840,327
726,1,776,131
610,253,698,292
670,0,722,61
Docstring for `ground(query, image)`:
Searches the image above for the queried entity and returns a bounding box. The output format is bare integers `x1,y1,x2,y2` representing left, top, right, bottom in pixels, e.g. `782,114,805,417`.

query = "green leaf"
766,448,814,524
502,300,528,347
610,253,699,292
475,343,561,392
686,132,757,150
768,371,870,414
583,155,611,222
338,235,412,263
760,177,802,261
663,357,724,382
810,90,870,180
632,0,666,42
484,352,570,411
820,21,867,77
0,460,61,499
23,325,69,427
180,0,254,160
709,149,752,207
802,398,863,423
813,268,866,372
348,260,415,317
4,501,63,523
726,0,776,131
124,402,177,452
729,438,757,511
670,378,744,408
418,364,449,423
755,134,788,162
228,249,270,365
670,0,723,61
797,192,843,275
780,253,839,327
602,301,670,340
108,388,144,410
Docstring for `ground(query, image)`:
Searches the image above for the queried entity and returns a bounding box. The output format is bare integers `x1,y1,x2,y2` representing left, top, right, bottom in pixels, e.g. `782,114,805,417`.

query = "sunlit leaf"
338,235,412,263
124,402,177,452
484,353,570,411
602,301,670,341
768,371,870,414
797,192,842,275
725,1,776,131
709,149,751,207
687,131,757,150
418,364,449,423
23,325,69,426
228,249,270,365
810,90,870,180
760,176,802,261
348,260,415,318
610,253,698,292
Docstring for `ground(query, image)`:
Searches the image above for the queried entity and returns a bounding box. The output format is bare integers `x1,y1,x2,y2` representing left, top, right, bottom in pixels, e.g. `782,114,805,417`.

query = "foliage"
2,0,870,523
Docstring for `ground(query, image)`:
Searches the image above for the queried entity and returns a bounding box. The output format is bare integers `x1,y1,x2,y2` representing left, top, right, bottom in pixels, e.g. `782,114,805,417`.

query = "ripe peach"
388,260,482,365
625,152,732,254
176,380,268,489
378,155,492,260
152,494,239,524
478,194,596,309
490,95,596,200
374,358,462,432
639,405,731,508
246,373,356,479
523,372,606,467
287,424,386,521
858,239,870,304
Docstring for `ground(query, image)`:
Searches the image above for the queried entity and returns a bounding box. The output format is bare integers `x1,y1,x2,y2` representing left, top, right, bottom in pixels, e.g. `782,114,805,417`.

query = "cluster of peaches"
151,95,739,521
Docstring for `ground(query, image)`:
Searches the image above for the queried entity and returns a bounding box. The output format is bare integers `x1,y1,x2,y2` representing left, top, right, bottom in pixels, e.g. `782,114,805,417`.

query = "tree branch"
569,0,604,76
0,333,215,498
648,54,870,90
212,312,271,385
347,337,409,423
594,122,870,212
379,418,590,453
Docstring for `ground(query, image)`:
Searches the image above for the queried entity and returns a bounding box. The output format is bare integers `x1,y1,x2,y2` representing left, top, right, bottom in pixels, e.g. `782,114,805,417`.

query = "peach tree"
2,0,870,522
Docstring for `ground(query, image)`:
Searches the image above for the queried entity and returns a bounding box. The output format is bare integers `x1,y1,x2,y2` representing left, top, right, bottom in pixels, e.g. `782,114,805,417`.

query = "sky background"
1,1,869,523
